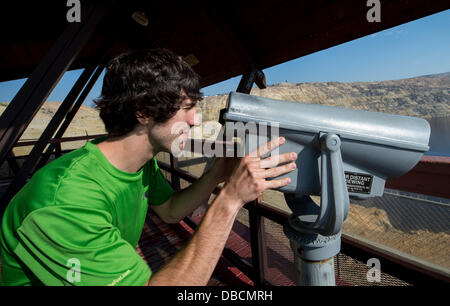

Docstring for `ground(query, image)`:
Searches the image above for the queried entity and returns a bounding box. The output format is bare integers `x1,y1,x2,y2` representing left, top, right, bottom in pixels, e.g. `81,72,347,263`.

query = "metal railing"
1,134,108,181
162,138,450,285
3,134,449,285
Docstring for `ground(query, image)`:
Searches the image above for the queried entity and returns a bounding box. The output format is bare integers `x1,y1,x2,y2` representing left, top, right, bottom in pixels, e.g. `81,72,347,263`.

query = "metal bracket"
285,132,349,237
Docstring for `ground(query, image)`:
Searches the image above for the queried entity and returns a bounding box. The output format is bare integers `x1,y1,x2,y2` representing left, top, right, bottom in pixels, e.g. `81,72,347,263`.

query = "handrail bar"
6,136,448,284
158,160,450,284
13,133,108,147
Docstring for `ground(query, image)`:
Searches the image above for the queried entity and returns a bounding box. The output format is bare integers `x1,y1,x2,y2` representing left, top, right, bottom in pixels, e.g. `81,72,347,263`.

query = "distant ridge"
413,71,450,79
0,71,449,148
199,71,450,122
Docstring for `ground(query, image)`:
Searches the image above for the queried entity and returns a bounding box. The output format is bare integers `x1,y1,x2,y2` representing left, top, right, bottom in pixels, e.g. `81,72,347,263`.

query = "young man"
0,48,297,286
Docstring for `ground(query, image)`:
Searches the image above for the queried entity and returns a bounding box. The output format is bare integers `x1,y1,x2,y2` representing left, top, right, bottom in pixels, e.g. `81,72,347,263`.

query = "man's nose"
190,108,201,127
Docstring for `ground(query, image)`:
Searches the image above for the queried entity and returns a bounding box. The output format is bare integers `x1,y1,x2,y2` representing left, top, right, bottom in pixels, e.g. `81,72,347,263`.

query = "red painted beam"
386,156,450,199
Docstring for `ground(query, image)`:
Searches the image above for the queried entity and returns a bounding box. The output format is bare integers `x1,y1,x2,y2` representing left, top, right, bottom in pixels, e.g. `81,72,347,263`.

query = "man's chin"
168,138,187,156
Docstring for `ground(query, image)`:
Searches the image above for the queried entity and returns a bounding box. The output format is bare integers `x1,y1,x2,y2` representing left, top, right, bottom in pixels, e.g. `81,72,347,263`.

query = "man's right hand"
146,136,298,286
222,136,297,206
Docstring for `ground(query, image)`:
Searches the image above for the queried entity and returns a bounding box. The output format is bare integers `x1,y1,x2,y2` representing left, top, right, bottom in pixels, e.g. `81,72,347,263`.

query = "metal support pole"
34,34,112,171
236,67,267,93
55,143,62,159
28,66,95,163
282,133,349,286
5,152,20,175
0,1,108,166
0,64,105,211
284,224,340,286
249,196,268,286
170,154,181,191
293,257,336,286
237,68,257,93
35,63,106,172
236,68,268,285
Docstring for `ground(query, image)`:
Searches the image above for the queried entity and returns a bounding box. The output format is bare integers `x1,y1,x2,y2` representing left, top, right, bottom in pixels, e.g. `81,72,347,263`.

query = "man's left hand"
207,156,240,185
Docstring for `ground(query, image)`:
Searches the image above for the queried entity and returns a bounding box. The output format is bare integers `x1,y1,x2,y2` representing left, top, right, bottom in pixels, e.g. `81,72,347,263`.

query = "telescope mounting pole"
283,133,349,286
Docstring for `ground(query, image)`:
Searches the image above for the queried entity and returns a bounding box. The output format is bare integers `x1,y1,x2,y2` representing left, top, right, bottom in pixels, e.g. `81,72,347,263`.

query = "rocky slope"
0,102,106,155
198,72,450,124
1,71,448,147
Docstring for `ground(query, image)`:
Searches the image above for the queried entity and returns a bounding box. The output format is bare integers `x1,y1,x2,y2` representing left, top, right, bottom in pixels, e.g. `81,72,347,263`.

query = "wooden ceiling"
0,0,448,86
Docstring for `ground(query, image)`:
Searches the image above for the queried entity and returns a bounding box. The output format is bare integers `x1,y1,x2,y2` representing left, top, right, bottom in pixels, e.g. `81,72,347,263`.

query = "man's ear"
136,111,150,125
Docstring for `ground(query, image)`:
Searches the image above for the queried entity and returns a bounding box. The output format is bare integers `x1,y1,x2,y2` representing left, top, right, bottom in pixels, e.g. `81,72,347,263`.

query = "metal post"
236,68,268,285
284,224,340,286
0,64,106,211
5,152,20,176
170,154,181,191
35,63,106,172
20,65,96,168
282,133,349,286
55,143,62,159
293,257,336,286
33,35,112,170
0,1,109,166
237,68,257,93
249,196,268,286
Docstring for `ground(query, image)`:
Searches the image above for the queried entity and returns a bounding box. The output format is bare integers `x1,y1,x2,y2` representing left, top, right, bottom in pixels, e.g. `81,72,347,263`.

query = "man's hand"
206,156,240,185
222,137,297,206
146,137,297,286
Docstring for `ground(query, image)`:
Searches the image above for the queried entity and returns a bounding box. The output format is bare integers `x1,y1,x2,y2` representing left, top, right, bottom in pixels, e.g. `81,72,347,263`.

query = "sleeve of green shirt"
13,205,151,286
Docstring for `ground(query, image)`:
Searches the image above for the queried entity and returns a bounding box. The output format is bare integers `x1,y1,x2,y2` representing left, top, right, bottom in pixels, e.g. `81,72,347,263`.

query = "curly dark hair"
94,48,202,137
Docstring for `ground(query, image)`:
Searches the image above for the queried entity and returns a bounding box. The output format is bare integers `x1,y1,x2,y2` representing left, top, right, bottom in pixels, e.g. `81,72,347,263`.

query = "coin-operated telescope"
222,92,430,286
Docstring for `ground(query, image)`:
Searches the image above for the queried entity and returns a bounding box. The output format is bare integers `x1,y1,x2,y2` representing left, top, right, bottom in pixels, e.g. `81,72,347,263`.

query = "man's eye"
184,104,196,109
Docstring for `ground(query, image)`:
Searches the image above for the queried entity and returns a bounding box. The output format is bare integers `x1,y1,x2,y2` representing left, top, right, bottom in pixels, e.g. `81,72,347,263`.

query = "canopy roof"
0,1,448,86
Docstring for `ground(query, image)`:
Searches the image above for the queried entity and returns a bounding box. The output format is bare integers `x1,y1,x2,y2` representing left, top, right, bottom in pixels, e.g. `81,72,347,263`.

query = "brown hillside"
1,72,448,149
0,102,106,156
199,72,450,122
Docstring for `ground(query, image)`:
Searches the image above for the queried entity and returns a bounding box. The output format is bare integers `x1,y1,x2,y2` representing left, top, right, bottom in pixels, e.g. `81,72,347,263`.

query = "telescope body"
223,92,431,285
223,92,431,199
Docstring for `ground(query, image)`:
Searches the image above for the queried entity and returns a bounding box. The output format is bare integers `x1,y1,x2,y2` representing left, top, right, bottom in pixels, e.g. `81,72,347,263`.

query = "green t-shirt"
0,138,174,286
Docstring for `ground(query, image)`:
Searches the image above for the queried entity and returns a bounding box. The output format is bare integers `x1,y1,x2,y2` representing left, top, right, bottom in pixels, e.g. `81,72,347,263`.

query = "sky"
0,9,449,107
